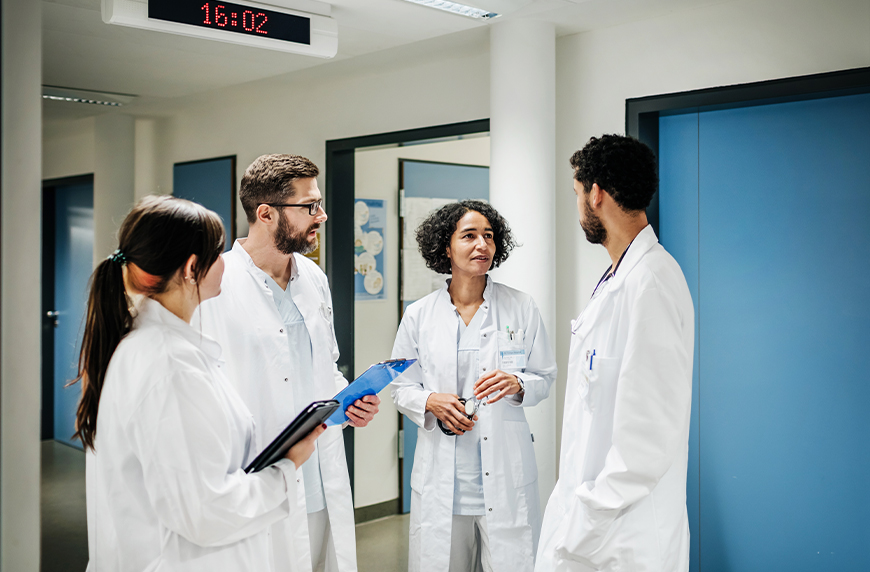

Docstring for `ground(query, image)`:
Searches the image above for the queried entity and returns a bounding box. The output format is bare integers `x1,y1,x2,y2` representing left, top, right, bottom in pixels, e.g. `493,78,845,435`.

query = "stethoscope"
438,396,483,436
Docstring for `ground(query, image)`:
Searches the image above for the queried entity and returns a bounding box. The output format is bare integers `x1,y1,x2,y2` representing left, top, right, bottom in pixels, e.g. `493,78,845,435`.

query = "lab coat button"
279,328,284,333
488,508,492,512
284,377,289,382
483,334,487,338
485,472,489,476
483,437,487,440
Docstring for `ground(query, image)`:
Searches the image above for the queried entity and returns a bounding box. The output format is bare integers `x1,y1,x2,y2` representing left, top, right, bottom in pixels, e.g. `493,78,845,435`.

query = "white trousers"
449,514,493,572
307,509,339,572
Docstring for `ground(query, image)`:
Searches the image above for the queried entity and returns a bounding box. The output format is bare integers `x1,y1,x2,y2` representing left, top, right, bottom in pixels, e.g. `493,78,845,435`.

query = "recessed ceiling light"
402,0,500,20
42,86,137,107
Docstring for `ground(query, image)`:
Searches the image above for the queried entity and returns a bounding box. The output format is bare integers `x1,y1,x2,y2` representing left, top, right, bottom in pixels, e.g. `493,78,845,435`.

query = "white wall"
552,0,870,456
353,136,490,508
43,117,94,181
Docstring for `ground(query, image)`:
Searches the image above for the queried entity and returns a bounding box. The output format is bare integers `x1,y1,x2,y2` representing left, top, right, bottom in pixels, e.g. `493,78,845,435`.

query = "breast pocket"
496,331,526,373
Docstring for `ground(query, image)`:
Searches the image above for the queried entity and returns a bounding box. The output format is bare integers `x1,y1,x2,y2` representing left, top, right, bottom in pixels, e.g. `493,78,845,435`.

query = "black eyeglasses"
263,200,323,216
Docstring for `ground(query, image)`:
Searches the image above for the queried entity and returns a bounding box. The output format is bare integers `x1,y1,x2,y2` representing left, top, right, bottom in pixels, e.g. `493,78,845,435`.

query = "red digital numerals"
201,3,268,34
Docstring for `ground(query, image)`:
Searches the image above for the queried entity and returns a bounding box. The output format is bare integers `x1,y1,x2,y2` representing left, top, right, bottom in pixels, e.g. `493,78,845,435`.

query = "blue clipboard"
326,358,417,426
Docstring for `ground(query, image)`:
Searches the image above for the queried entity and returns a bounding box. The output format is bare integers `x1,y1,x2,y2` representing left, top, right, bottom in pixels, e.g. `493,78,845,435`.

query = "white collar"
135,297,222,361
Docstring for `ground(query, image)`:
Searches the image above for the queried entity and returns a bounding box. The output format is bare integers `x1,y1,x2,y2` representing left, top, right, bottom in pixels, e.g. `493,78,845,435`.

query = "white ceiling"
42,0,722,121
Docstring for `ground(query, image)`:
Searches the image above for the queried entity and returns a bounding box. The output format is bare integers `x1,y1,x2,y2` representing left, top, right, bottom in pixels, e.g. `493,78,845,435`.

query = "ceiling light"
42,86,137,107
402,0,500,20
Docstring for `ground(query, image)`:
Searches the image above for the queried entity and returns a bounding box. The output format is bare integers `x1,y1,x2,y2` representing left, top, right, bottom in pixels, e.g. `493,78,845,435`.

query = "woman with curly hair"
391,200,557,572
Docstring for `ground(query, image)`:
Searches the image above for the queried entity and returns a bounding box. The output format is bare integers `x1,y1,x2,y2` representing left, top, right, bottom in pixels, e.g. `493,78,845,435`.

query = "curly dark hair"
570,134,658,212
415,200,516,275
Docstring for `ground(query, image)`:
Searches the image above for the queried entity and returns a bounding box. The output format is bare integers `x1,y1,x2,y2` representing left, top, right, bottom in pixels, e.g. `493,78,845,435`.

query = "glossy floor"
40,440,411,571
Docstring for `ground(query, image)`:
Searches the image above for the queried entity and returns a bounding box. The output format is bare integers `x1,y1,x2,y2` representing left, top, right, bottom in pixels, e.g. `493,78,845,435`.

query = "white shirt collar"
135,297,223,361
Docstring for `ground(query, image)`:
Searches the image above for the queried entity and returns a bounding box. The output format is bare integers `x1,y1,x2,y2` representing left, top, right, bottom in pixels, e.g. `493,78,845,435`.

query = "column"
489,19,557,507
2,0,42,569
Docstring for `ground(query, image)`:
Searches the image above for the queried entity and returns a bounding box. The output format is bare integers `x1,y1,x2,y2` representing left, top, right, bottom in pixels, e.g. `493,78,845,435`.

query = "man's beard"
275,214,319,255
580,194,607,245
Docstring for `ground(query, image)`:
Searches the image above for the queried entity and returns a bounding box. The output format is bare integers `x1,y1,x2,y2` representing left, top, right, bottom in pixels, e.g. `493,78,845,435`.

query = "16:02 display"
200,3,268,34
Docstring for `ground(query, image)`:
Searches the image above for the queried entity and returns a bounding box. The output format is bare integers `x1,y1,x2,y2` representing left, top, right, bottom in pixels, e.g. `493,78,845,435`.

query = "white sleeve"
127,368,297,548
507,297,557,408
557,285,692,560
390,314,436,431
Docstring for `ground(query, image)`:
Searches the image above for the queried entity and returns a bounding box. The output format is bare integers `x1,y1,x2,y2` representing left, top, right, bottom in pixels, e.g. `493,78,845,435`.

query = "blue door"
174,156,236,249
49,181,94,449
399,159,489,513
659,92,870,571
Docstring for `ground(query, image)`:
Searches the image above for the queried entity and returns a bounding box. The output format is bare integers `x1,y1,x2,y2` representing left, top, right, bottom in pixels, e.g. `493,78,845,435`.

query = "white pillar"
489,20,557,507
94,114,135,262
1,0,42,569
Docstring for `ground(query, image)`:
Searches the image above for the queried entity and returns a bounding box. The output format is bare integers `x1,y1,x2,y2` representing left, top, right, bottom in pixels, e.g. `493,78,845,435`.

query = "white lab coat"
86,297,298,572
197,240,357,572
392,277,557,572
536,225,694,572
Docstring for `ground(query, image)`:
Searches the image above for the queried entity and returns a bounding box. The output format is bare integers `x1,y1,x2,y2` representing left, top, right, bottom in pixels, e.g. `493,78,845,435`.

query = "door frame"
626,66,870,235
324,119,489,505
41,173,94,441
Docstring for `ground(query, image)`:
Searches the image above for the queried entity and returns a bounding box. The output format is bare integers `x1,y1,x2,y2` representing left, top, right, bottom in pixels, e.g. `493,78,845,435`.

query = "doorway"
42,175,94,448
325,119,490,521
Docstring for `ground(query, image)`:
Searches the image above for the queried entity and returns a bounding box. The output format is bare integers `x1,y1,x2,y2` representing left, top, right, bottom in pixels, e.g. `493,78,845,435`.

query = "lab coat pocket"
504,420,538,487
410,428,432,492
581,357,621,483
584,357,620,414
497,331,527,373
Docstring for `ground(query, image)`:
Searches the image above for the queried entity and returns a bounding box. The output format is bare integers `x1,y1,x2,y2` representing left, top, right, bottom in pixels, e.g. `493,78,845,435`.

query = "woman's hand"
425,393,477,435
285,423,327,469
473,370,522,404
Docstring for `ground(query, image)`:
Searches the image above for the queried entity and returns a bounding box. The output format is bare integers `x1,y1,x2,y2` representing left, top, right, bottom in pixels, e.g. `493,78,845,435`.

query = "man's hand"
473,370,522,404
346,394,380,428
425,393,476,435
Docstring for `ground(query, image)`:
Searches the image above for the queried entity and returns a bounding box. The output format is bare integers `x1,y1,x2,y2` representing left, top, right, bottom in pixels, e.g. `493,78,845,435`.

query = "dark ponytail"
72,195,225,450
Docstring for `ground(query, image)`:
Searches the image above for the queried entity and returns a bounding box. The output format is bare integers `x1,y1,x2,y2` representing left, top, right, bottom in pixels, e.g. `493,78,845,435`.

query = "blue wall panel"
658,112,701,572
174,158,235,249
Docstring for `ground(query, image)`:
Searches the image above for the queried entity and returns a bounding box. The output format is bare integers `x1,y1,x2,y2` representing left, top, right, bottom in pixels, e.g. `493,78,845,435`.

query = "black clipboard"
244,399,340,473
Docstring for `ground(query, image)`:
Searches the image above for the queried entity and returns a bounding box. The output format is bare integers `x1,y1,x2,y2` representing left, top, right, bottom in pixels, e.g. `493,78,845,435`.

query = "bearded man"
199,154,379,572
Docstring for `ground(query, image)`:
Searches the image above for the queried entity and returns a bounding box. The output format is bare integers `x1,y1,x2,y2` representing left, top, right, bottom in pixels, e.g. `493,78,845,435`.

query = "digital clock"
102,0,337,58
149,0,310,45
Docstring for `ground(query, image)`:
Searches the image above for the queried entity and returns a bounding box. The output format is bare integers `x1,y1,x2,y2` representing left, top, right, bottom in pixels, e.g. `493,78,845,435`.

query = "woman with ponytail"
75,196,323,572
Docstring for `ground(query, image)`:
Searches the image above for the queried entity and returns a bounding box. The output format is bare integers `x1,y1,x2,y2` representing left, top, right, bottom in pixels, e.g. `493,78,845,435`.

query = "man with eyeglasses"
198,154,378,572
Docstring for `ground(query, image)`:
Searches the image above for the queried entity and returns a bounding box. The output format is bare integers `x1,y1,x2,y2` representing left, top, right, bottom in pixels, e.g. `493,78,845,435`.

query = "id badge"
499,349,527,370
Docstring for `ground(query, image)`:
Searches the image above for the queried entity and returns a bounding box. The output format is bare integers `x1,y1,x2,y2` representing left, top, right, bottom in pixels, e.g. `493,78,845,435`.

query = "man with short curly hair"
536,135,694,572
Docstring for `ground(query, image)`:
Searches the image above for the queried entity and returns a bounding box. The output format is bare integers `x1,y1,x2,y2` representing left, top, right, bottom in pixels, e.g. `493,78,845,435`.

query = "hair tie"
108,249,127,265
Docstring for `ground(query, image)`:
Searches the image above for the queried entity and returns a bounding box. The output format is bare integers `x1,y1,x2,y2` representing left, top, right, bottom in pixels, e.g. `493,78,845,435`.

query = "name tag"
499,349,526,370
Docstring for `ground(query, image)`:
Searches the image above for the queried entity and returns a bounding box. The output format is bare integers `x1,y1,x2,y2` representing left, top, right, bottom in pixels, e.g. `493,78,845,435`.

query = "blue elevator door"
659,92,870,571
53,182,94,449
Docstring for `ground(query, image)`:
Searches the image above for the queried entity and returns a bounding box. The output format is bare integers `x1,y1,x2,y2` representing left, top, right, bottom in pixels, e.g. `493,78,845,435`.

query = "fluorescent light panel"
402,0,499,19
42,85,137,107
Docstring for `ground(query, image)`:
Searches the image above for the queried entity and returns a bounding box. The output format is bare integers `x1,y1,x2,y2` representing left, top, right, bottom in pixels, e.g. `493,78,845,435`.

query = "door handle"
46,310,59,327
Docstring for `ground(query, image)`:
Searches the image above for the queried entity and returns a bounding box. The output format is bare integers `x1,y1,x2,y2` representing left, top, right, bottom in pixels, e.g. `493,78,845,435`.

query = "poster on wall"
354,199,386,301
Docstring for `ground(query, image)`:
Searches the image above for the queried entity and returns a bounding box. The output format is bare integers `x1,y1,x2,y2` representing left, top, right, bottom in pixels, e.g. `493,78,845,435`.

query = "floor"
40,440,410,571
